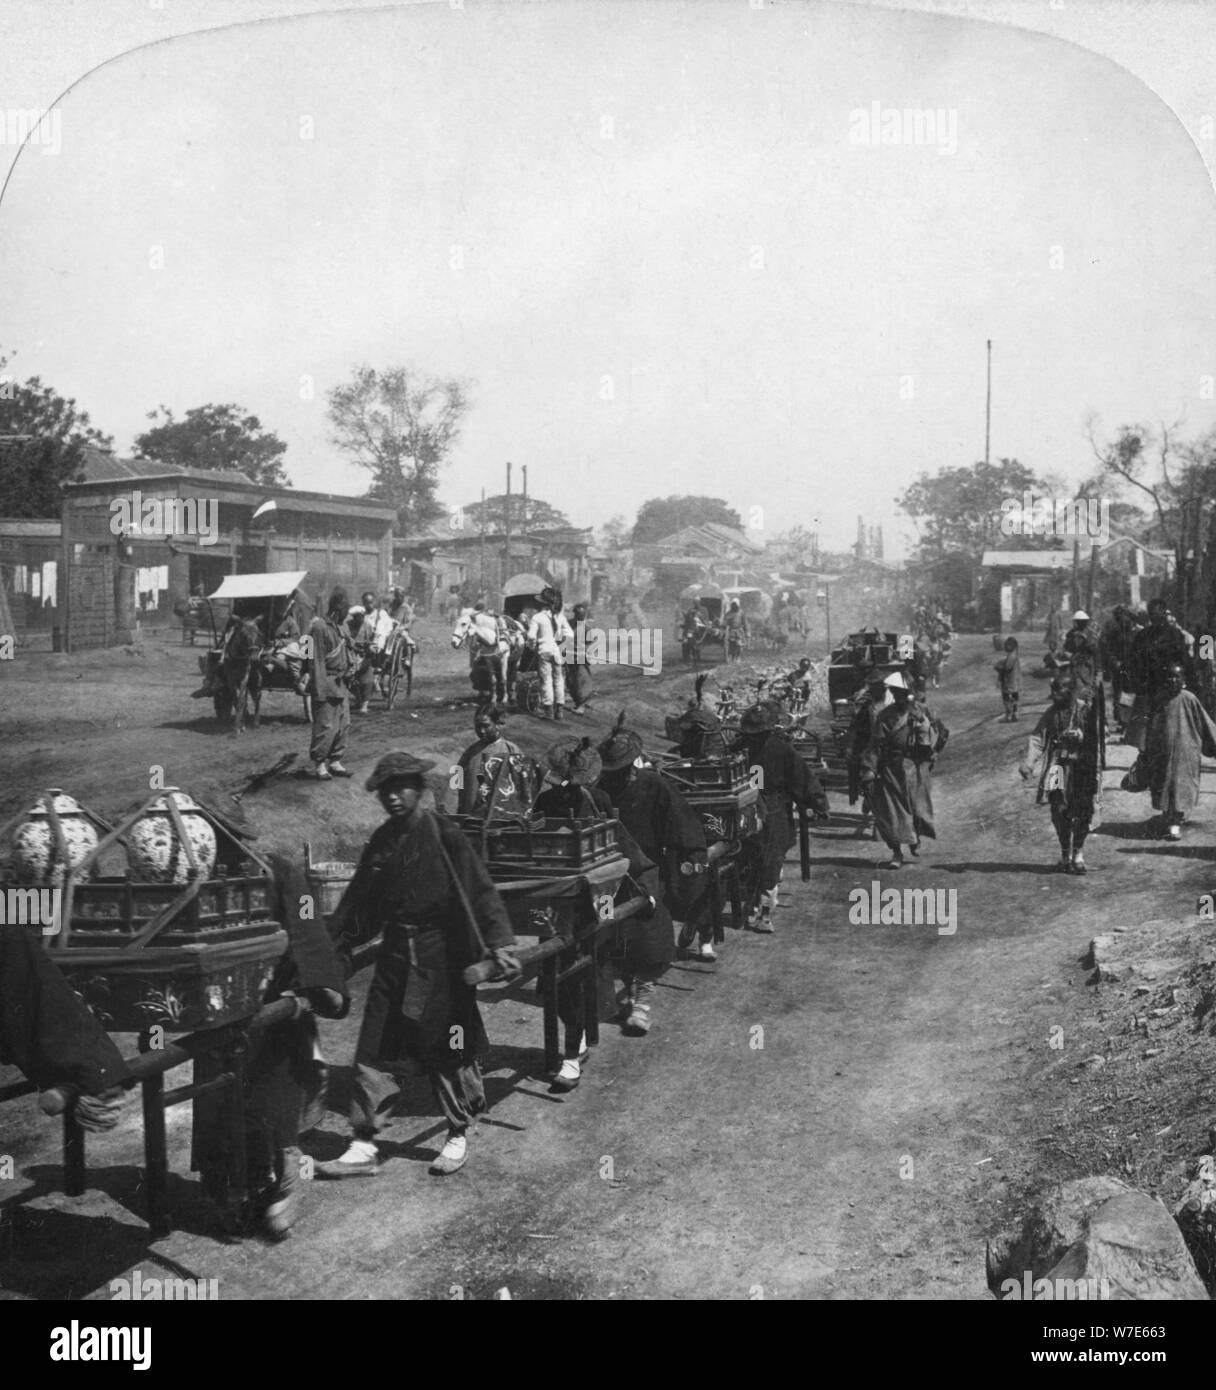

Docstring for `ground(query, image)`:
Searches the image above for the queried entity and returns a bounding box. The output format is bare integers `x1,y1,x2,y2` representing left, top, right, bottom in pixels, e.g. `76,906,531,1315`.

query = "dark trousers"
350,1059,485,1137
310,694,349,763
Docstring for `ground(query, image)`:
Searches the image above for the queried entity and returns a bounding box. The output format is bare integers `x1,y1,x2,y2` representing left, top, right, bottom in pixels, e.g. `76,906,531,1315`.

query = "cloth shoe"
550,1058,581,1093
1070,852,1088,874
622,980,655,1035
327,761,353,778
696,941,718,961
429,1132,468,1175
310,762,332,781
315,1139,379,1179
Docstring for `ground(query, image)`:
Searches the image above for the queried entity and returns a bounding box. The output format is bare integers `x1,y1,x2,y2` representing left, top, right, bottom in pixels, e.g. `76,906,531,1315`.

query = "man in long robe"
1143,662,1216,841
596,721,701,1010
1127,598,1194,748
1019,677,1105,873
318,752,520,1179
735,701,829,930
859,671,946,868
847,668,891,837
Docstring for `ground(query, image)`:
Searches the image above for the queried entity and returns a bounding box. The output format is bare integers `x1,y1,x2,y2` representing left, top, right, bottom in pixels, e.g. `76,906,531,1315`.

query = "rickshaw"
678,583,725,662
502,572,550,712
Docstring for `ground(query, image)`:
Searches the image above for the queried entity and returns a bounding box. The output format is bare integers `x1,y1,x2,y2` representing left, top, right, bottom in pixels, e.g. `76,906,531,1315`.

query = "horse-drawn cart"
197,571,313,730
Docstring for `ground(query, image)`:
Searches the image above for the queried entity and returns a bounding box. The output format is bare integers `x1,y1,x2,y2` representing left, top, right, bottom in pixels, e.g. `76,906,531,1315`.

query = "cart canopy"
209,571,308,601
503,572,550,599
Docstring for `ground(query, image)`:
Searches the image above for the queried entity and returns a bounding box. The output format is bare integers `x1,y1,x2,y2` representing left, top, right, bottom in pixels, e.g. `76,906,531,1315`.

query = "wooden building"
60,449,397,651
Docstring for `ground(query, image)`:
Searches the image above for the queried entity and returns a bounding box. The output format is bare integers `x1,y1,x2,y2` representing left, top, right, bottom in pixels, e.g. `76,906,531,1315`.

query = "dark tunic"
455,736,530,816
0,928,127,1095
1024,695,1104,827
533,781,674,969
1063,626,1101,695
739,730,828,885
861,700,942,846
328,810,515,1072
192,854,352,1183
1129,623,1192,698
597,768,707,961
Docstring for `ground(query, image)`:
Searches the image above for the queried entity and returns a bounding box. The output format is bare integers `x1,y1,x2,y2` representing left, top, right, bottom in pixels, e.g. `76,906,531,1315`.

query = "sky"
0,0,1213,557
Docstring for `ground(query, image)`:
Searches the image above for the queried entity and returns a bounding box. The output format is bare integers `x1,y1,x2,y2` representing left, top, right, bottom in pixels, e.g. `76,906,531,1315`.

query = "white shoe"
429,1133,468,1175
696,941,717,961
551,1058,582,1092
1167,824,1181,841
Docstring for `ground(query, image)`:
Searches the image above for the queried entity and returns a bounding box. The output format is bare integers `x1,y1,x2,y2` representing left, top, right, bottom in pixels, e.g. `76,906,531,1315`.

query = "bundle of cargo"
7,788,287,1033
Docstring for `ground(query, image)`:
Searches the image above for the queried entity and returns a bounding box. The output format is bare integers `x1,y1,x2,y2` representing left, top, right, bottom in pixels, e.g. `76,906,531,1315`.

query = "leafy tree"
328,365,468,535
135,403,290,488
463,492,571,533
596,514,630,551
632,495,742,545
897,459,1046,556
0,350,113,517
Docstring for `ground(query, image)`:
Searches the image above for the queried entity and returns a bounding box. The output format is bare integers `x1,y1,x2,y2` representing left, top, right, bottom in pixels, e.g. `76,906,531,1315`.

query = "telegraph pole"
504,461,512,593
985,339,992,466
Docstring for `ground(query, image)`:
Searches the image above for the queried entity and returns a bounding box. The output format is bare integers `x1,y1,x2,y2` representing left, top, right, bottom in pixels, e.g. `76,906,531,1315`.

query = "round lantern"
12,791,101,885
127,789,218,885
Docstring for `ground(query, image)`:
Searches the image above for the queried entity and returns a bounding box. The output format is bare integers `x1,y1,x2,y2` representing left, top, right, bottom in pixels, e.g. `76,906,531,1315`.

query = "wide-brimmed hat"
1073,609,1090,621
365,750,436,790
598,712,645,771
547,736,603,785
739,701,778,732
883,670,909,689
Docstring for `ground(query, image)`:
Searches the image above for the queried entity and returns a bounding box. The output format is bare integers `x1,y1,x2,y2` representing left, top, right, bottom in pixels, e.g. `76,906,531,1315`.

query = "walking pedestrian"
993,637,1022,721
566,601,594,714
1141,662,1216,842
846,667,891,839
305,587,354,780
735,700,829,930
317,753,521,1179
1019,677,1104,872
596,717,703,1002
859,671,947,869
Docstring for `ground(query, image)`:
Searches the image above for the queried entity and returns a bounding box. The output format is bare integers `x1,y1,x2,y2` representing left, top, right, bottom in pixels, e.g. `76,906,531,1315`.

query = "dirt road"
2,625,1213,1299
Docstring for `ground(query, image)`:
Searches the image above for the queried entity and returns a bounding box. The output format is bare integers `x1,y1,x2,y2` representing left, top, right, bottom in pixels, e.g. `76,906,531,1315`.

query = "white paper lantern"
12,791,99,885
128,790,218,884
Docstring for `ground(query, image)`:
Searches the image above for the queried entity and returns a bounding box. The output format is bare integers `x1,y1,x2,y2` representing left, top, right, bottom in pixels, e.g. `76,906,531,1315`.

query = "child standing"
994,637,1022,721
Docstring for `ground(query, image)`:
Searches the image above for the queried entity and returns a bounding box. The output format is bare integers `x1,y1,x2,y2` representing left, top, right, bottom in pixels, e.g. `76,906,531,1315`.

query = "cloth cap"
547,736,603,786
365,750,436,790
598,728,645,771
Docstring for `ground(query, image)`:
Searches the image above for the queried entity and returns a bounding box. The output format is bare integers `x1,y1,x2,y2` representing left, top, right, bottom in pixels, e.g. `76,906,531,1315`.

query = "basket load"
0,788,286,1033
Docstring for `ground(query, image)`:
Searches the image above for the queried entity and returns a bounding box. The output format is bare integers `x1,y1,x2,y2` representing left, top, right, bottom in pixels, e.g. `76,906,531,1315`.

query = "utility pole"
504,461,512,593
479,486,486,595
985,339,992,467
